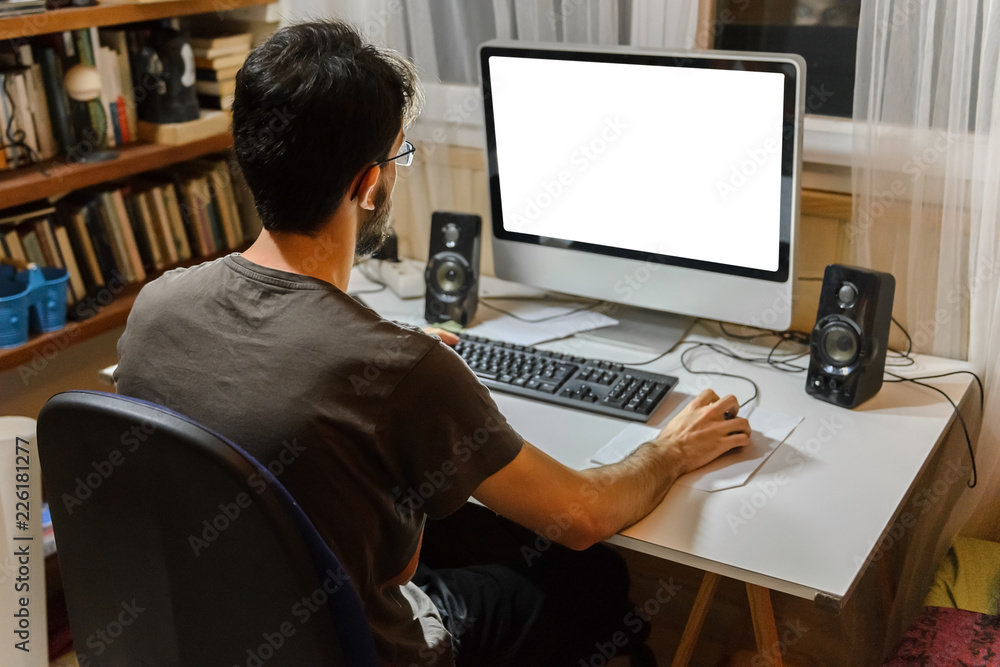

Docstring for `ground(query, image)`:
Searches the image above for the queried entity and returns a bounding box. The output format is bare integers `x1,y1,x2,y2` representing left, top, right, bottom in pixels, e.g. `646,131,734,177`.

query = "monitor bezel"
480,42,802,284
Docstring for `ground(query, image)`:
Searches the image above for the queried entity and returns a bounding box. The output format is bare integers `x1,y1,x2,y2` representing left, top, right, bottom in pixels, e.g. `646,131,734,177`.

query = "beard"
354,180,392,258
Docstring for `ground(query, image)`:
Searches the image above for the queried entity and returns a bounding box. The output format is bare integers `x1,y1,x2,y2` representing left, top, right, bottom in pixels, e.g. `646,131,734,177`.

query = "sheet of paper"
590,406,804,491
466,309,618,346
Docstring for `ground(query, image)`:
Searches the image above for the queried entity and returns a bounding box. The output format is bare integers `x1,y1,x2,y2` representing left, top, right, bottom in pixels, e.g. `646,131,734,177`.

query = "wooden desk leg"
746,583,782,667
671,571,720,667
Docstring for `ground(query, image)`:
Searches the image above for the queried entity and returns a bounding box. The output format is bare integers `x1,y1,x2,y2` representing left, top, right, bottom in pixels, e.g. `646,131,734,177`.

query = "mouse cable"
884,369,982,488
678,342,760,409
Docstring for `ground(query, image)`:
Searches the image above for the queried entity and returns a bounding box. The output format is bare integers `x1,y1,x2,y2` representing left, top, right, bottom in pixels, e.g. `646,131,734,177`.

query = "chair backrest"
37,390,379,667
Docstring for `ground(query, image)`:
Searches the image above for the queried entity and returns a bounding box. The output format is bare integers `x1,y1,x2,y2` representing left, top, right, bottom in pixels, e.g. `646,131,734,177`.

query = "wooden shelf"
0,246,244,373
0,0,274,40
0,133,233,209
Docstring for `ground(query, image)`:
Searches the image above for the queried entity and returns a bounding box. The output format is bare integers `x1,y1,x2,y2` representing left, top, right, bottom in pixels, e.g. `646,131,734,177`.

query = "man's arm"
472,389,751,550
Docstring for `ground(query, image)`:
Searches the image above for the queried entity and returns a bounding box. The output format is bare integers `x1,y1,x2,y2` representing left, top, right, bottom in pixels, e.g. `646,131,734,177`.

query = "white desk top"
355,269,975,610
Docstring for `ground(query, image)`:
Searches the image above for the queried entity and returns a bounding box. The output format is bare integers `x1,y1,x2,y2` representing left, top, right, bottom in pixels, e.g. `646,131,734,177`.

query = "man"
115,20,751,666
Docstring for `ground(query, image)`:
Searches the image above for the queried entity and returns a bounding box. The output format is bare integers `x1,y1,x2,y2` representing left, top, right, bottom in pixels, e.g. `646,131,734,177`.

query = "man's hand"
423,327,460,347
650,389,751,475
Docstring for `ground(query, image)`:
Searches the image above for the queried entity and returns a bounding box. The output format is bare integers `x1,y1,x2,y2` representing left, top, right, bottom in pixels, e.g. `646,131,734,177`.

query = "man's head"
232,20,422,238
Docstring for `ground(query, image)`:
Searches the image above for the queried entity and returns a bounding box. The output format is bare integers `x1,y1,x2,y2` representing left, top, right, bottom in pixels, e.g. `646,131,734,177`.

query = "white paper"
466,308,618,346
590,406,803,491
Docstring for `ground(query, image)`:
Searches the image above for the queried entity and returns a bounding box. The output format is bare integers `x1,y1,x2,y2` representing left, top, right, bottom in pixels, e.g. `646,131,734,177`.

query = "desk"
100,266,978,662
355,269,977,664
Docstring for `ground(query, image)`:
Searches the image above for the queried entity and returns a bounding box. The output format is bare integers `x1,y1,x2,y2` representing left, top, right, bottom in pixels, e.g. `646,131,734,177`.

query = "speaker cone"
435,259,466,294
818,321,860,367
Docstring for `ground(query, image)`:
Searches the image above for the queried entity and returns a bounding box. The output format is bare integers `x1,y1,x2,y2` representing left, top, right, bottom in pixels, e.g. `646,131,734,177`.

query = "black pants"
416,504,650,667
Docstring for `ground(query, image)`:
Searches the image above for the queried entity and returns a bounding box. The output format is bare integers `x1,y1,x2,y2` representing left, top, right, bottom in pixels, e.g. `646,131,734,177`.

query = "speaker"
425,212,481,327
806,264,895,408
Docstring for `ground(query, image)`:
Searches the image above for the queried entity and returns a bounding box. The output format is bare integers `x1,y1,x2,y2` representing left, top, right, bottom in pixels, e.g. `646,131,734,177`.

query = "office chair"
37,390,378,666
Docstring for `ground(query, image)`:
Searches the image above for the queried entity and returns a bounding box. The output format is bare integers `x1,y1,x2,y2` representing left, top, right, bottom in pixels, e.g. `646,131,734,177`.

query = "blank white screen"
489,56,786,272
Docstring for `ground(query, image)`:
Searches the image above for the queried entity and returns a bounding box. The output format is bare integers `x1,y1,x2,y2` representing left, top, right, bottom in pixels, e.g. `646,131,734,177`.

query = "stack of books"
191,32,251,111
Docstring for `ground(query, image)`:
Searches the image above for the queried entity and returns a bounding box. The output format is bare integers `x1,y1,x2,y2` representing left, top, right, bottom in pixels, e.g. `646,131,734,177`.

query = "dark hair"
232,20,422,235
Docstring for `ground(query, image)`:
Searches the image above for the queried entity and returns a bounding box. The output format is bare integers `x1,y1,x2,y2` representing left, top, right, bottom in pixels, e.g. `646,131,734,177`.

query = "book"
139,187,177,265
197,93,234,111
195,79,237,97
162,171,203,257
215,161,244,244
10,70,39,158
65,204,105,289
1,229,26,262
112,188,147,279
54,223,86,303
33,217,64,268
24,64,57,159
94,192,132,282
130,190,163,270
19,229,45,265
82,197,120,285
196,65,240,82
159,181,192,260
194,52,247,71
204,166,237,249
99,29,137,144
175,177,210,256
189,33,251,55
136,109,229,146
34,45,75,156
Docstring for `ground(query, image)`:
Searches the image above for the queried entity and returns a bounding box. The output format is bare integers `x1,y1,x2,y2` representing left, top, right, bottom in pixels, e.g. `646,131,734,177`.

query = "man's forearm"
577,440,687,542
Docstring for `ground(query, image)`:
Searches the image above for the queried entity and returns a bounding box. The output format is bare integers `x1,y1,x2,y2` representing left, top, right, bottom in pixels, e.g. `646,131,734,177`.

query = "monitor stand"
577,305,695,355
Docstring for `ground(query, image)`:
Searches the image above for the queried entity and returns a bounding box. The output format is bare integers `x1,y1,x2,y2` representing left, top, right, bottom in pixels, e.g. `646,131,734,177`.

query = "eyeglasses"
350,140,416,201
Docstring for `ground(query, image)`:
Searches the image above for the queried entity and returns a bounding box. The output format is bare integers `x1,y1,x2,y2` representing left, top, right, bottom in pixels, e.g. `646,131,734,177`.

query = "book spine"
11,72,39,162
20,230,46,266
112,189,146,282
25,65,57,160
97,192,135,283
53,224,86,304
36,47,75,155
161,183,192,260
67,206,105,289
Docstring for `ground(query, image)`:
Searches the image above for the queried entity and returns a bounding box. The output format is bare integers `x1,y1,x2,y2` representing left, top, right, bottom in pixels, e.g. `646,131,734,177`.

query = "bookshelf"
0,0,274,40
0,1,268,375
0,132,233,209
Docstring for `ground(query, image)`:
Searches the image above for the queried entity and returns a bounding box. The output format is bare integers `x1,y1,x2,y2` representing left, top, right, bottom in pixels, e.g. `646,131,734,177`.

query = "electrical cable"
479,298,600,323
351,261,387,295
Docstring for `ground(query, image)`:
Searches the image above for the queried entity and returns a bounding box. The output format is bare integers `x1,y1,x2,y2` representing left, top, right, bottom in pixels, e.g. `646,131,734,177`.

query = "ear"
354,165,381,211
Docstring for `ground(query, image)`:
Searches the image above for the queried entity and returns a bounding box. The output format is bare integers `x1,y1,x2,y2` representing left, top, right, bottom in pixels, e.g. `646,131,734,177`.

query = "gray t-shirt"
114,254,523,666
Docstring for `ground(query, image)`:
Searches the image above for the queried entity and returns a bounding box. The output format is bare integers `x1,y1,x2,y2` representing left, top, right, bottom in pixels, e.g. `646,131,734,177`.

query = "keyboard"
455,334,678,421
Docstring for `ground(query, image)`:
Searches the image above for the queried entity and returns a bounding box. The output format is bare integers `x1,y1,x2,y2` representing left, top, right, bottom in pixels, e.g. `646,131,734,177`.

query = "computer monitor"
479,42,804,350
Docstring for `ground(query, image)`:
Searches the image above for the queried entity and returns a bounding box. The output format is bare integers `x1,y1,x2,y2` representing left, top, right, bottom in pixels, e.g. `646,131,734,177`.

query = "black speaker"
806,265,895,408
425,212,481,327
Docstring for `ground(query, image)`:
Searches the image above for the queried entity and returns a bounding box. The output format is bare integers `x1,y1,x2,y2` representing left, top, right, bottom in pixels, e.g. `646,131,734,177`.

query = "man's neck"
242,221,356,291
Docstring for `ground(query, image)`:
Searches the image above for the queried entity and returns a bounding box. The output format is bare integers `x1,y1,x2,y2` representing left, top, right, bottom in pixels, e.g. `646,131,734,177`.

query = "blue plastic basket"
0,264,70,348
0,265,31,349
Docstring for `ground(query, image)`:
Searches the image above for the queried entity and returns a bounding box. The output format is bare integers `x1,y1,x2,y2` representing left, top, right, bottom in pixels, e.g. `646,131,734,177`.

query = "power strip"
372,259,425,299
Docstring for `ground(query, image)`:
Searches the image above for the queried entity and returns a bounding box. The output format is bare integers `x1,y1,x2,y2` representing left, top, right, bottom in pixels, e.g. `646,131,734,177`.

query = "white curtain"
852,0,1000,648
